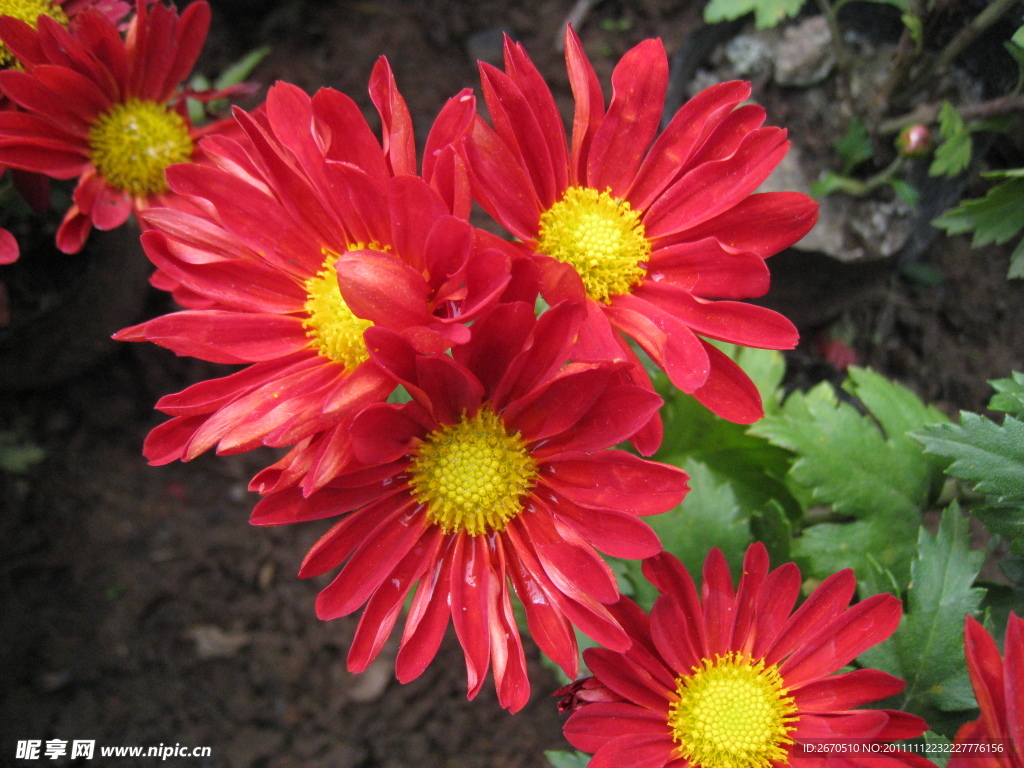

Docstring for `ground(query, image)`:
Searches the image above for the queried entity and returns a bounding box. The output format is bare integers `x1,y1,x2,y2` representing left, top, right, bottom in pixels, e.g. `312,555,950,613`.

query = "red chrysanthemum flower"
464,29,818,434
949,614,1023,768
562,545,933,768
249,301,690,713
115,78,511,493
0,0,227,252
0,0,129,69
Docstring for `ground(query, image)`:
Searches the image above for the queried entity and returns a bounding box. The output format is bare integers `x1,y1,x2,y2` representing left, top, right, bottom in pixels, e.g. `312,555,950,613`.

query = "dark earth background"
2,1,1024,766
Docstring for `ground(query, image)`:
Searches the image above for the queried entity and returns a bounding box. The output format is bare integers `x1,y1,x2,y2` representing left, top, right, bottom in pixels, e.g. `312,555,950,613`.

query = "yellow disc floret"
537,186,650,304
410,406,537,536
88,98,194,197
302,247,375,369
0,0,68,68
668,652,799,768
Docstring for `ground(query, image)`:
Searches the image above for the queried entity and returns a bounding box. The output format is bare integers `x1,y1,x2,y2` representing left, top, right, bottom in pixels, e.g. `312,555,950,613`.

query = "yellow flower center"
0,0,68,68
537,186,650,304
302,246,378,369
409,406,537,536
668,652,799,768
88,98,194,197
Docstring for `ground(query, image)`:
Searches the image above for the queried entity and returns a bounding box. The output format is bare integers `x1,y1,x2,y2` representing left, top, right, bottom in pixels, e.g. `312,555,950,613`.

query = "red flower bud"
897,124,931,156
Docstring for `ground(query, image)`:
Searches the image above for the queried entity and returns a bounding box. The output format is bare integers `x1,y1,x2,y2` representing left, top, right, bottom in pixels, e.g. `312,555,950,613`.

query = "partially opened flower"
562,545,932,768
0,0,226,252
249,302,690,713
464,29,817,433
115,78,510,493
949,614,1023,768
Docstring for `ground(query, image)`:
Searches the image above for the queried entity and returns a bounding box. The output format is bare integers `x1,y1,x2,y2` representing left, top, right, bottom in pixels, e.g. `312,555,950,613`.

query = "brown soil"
2,2,1024,767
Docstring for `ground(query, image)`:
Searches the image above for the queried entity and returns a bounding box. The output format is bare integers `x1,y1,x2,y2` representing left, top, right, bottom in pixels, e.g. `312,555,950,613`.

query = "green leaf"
645,459,752,582
835,117,873,174
655,346,800,523
902,10,923,51
750,500,791,564
1008,236,1024,279
858,554,901,598
988,371,1024,416
916,412,1024,503
546,750,590,768
751,368,948,583
703,0,803,29
214,45,272,90
859,504,985,713
976,504,1024,555
923,732,951,768
933,177,1024,248
0,431,45,473
890,178,921,205
929,102,972,177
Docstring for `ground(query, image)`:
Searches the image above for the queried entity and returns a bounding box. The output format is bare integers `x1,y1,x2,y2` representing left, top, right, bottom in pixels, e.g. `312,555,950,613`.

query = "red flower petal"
541,450,689,516
690,340,766,424
348,527,441,673
644,127,789,239
627,79,751,210
368,57,416,177
315,500,425,620
674,191,819,257
589,733,676,768
128,310,310,363
547,490,662,560
702,547,737,656
792,668,906,712
633,282,799,349
449,533,493,699
563,26,604,185
604,297,710,393
564,702,669,753
780,593,902,686
585,647,674,712
395,538,455,683
585,38,667,197
763,568,856,667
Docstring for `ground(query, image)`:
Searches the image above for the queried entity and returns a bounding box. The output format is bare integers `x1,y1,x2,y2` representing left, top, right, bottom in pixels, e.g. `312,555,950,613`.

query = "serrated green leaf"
546,750,590,768
751,369,948,583
988,371,1024,416
916,412,1024,503
844,367,948,449
975,504,1024,555
793,518,919,583
933,178,1024,248
859,504,985,713
929,102,972,177
752,374,943,518
859,554,901,598
703,0,803,29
